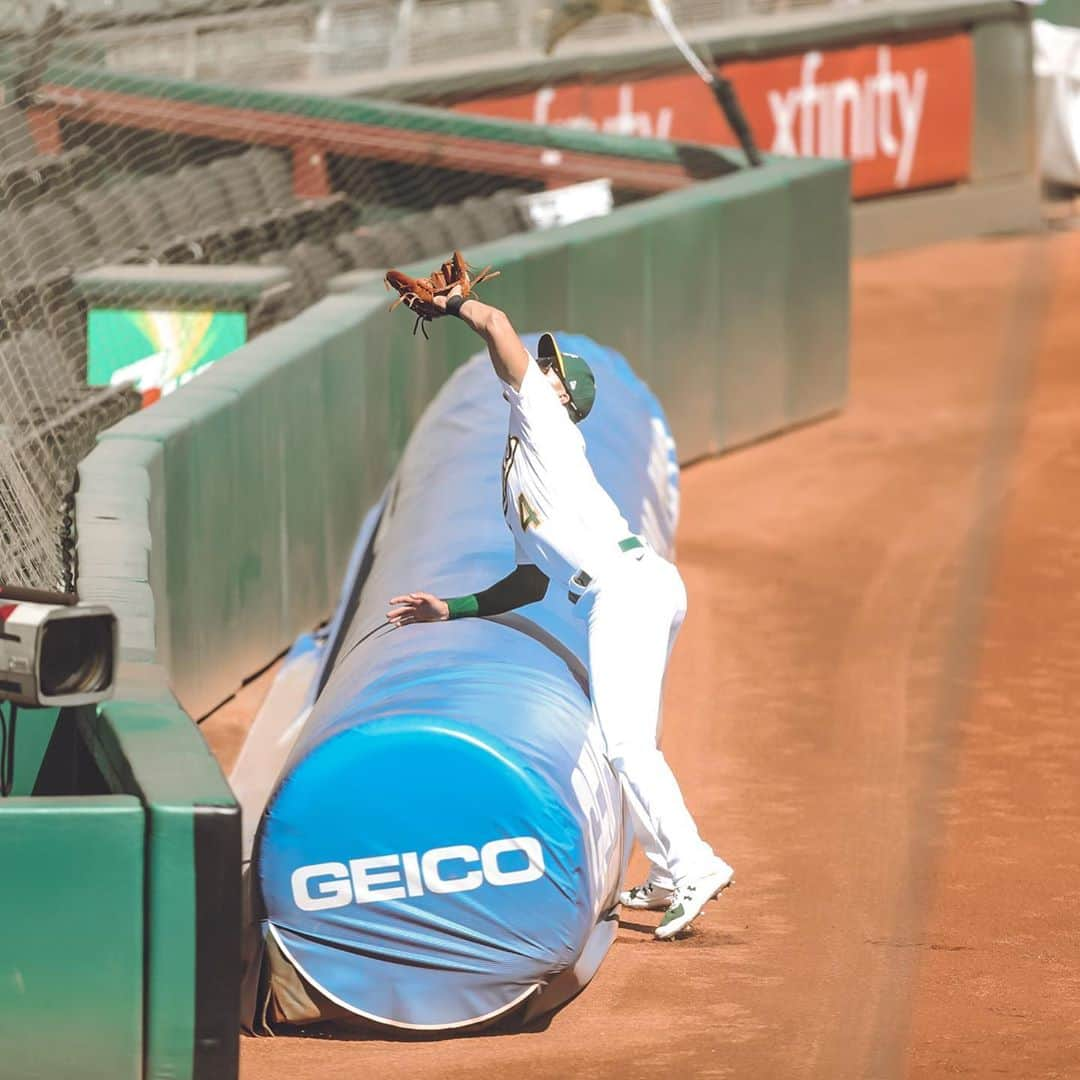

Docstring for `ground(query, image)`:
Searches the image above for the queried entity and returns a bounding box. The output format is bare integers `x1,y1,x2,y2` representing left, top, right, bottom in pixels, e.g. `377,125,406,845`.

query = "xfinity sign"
767,47,928,188
292,836,545,911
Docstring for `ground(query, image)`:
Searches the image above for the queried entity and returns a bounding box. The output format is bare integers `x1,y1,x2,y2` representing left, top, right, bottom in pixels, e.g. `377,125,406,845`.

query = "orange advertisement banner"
454,34,973,198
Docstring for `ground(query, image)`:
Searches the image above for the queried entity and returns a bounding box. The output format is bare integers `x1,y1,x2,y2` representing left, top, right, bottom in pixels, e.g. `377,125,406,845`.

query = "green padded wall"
1,703,60,796
2,679,240,1080
1040,0,1080,28
973,15,1037,183
0,796,144,1080
87,669,240,1080
79,156,850,722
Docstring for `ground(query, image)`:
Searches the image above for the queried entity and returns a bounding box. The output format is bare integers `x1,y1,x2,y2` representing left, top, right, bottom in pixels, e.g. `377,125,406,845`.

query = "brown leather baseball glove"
385,251,500,338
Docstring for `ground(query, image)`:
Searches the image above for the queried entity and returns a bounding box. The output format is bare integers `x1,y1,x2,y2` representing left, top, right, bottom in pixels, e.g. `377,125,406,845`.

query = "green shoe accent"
658,903,685,927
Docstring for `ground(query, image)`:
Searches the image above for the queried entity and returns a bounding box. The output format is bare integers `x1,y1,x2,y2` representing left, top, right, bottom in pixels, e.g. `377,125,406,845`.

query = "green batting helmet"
538,332,596,423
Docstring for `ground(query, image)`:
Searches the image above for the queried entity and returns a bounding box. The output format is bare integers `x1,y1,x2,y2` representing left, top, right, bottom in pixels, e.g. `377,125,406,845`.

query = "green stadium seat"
0,106,36,165
367,221,425,264
431,204,485,249
332,228,392,269
243,147,354,242
0,212,36,294
177,164,234,228
73,188,146,263
209,153,273,218
12,206,71,277
288,240,345,296
396,211,456,258
459,196,508,243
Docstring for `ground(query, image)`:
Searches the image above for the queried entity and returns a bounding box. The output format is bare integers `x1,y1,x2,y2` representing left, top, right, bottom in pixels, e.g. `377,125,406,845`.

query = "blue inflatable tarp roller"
251,333,680,1031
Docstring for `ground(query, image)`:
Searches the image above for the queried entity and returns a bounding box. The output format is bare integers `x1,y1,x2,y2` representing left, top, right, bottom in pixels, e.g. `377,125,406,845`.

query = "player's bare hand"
387,592,449,626
430,283,463,313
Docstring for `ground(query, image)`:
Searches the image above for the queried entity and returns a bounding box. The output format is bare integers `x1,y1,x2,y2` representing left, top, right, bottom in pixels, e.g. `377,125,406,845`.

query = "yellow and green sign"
87,308,246,405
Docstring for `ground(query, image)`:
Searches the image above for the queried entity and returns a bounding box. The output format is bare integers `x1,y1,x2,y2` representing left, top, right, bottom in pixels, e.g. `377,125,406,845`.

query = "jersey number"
501,436,518,516
518,494,541,531
503,436,541,531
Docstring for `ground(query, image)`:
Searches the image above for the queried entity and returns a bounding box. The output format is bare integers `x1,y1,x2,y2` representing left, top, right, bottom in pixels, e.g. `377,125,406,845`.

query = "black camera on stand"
0,585,117,796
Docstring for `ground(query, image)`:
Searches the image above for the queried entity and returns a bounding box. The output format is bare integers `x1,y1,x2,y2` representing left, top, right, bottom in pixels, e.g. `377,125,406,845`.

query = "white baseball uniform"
500,358,729,888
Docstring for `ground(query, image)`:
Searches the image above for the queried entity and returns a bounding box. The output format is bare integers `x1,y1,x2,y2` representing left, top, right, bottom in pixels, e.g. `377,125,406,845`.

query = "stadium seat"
114,180,170,247
0,162,50,212
156,174,241,261
256,249,306,318
367,221,426,265
117,179,208,262
207,154,272,218
332,228,393,269
396,211,456,258
73,187,146,263
6,330,77,398
22,145,101,203
431,204,485,249
288,240,345,296
199,159,280,258
278,249,321,310
8,381,142,512
248,147,294,209
59,145,103,194
0,335,48,410
0,106,36,165
210,153,302,249
244,147,354,242
486,190,527,236
0,106,100,210
181,165,270,262
459,190,527,243
1,274,87,381
153,175,202,237
0,212,36,295
177,163,234,228
246,249,297,330
34,201,99,268
11,206,71,278
459,196,509,243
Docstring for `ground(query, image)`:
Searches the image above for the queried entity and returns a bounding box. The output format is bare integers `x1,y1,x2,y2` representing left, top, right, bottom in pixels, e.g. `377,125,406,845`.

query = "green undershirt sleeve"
444,564,549,619
446,594,480,619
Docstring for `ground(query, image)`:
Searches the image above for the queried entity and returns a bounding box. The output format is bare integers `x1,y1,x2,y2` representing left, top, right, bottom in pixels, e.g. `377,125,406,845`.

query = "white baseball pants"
581,548,727,888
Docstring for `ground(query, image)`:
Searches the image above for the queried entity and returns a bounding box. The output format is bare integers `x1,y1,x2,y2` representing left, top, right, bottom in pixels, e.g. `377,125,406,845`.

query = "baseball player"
386,285,733,939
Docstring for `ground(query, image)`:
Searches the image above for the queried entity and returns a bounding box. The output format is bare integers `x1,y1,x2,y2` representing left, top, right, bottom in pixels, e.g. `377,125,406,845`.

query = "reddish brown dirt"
202,229,1080,1079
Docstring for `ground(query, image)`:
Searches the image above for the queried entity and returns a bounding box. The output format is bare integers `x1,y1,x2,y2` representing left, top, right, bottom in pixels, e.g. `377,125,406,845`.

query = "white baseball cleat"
619,880,675,910
654,864,735,940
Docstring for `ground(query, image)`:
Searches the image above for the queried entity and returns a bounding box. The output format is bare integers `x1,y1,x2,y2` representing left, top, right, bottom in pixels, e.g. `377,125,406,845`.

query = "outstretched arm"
433,287,531,390
387,564,549,626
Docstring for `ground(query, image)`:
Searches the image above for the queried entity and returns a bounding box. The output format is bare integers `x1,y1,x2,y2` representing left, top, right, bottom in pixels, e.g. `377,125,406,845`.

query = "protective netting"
0,49,143,590
0,3,551,590
0,0,873,588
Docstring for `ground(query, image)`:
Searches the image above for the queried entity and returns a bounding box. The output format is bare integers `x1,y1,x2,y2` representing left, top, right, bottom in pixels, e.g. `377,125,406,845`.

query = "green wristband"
445,594,480,620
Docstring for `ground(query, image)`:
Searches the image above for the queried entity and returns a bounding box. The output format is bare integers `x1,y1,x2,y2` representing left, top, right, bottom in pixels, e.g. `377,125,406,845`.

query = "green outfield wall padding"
5,667,241,1080
0,796,144,1080
0,703,60,796
973,15,1037,183
785,164,854,423
1040,1,1080,28
79,155,850,723
85,668,240,1080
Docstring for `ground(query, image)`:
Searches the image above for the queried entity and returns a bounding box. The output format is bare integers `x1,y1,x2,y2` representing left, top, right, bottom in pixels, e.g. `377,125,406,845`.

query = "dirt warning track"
203,230,1080,1079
